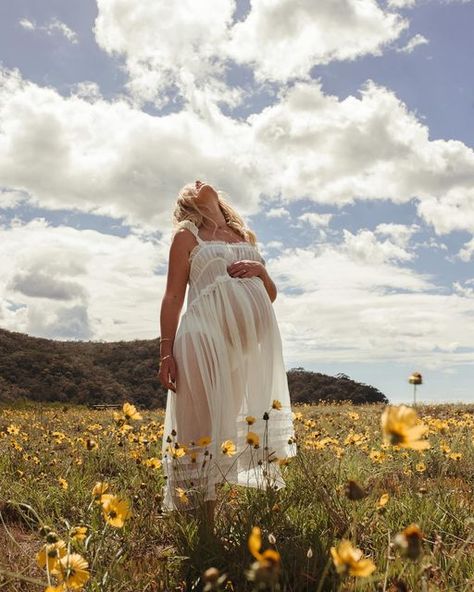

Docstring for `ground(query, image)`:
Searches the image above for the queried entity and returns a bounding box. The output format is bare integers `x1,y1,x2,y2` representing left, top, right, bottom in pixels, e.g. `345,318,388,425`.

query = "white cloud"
299,212,333,227
70,82,103,102
373,222,420,247
0,218,166,340
452,279,474,298
2,66,474,238
396,33,429,53
94,0,408,107
0,66,266,231
341,228,415,264
266,240,284,248
18,17,78,44
416,187,474,235
246,79,474,233
387,0,417,8
457,237,474,262
0,189,29,209
94,0,238,109
19,18,35,31
266,207,290,218
8,270,87,301
267,241,474,369
46,17,78,44
227,0,408,83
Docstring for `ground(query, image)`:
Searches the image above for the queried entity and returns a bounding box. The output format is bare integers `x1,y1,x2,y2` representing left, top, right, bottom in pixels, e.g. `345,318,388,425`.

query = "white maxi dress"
160,219,298,511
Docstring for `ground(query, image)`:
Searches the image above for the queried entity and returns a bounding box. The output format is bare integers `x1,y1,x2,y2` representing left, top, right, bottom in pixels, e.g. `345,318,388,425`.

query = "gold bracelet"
160,337,174,342
160,354,172,362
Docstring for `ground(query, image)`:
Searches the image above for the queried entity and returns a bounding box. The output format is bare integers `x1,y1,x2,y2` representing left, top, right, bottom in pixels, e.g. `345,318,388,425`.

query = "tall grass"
1,400,474,591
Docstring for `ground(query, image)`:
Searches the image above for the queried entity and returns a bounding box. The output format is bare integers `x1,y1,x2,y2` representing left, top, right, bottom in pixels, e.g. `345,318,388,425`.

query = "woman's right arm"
158,230,193,391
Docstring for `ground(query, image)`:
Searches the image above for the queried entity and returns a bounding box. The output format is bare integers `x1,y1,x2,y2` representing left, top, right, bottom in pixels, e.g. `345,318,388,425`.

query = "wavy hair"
171,182,258,246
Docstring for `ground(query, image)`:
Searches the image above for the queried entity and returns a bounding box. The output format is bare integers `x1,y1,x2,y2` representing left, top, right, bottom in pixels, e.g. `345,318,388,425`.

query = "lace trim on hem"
160,457,289,511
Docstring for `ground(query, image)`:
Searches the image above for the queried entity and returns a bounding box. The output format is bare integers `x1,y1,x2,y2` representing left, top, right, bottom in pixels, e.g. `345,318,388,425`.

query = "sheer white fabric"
160,219,297,511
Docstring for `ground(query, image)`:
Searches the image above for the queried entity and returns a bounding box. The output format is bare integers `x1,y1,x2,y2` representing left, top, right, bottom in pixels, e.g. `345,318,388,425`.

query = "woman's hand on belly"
227,259,265,279
227,259,277,302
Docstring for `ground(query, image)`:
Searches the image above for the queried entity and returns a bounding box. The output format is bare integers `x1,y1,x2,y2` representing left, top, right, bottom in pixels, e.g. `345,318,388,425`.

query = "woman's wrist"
160,335,174,354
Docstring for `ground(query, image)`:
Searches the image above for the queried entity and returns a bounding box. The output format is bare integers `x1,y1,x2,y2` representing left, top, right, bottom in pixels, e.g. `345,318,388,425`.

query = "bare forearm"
258,267,277,303
160,295,183,355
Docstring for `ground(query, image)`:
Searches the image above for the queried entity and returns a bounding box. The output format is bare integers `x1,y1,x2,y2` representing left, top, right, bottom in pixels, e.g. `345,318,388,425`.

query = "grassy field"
1,400,474,591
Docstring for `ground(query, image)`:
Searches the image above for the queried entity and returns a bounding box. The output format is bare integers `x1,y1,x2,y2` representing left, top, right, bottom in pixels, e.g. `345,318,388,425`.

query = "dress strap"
176,219,203,243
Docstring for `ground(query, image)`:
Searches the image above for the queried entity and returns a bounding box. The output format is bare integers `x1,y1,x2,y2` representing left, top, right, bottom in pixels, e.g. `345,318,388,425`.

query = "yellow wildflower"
196,435,211,446
221,439,237,456
36,540,67,571
248,526,281,564
330,539,376,577
123,402,142,421
246,526,281,584
92,481,109,503
101,494,132,528
377,493,389,508
380,405,430,450
246,432,260,446
58,478,68,490
69,526,87,542
176,487,190,505
51,552,90,589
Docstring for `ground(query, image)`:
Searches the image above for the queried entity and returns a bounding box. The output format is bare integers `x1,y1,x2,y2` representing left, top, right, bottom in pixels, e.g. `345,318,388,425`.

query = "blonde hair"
171,182,258,246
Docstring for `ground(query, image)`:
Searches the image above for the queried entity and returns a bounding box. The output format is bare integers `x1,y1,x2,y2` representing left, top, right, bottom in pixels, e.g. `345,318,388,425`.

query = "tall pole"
409,372,422,408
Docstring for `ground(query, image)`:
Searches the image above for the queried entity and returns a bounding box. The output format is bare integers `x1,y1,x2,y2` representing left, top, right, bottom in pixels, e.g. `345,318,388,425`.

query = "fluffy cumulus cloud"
93,0,239,109
269,236,474,370
248,80,474,234
0,66,266,230
416,187,474,235
94,0,409,106
299,212,333,227
0,218,166,340
2,66,474,235
226,0,408,83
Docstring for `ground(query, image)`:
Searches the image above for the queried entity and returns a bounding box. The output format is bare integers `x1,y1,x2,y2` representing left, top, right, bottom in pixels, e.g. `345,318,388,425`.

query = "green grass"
1,400,474,591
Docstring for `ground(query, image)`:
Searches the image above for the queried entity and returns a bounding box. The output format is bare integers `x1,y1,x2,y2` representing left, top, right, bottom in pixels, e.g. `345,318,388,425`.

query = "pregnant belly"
221,277,270,352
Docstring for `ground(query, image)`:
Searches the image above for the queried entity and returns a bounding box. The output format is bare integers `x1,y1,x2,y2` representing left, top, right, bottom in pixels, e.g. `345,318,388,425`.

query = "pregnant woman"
158,179,297,530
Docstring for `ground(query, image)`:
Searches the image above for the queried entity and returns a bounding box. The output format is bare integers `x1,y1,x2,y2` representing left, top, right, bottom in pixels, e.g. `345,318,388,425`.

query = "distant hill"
287,367,389,405
0,328,389,408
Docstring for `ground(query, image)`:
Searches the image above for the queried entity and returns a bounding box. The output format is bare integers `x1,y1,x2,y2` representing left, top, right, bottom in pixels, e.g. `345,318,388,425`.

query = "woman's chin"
197,185,217,199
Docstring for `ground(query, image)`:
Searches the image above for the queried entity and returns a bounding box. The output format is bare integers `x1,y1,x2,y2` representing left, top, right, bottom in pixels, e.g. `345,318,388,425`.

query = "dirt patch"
0,517,47,591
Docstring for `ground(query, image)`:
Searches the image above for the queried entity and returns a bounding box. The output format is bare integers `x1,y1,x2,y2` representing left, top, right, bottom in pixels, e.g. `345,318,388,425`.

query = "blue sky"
1,0,473,405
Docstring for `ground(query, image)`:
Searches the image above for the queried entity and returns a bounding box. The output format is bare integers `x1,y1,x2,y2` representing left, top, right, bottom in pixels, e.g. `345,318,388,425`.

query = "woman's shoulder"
172,219,199,238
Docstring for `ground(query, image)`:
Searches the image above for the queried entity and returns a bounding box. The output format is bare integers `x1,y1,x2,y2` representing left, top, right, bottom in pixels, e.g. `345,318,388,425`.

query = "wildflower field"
1,400,474,592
